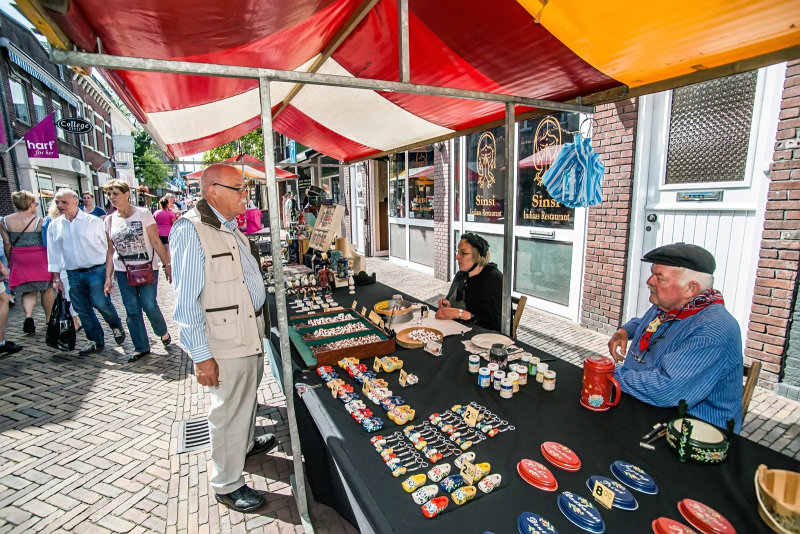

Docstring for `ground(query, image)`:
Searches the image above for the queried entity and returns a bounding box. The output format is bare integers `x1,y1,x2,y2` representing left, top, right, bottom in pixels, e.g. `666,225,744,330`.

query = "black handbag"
46,290,76,351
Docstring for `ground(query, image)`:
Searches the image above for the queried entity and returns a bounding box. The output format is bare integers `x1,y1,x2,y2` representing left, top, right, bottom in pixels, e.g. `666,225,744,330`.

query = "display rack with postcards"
309,203,345,251
289,306,395,368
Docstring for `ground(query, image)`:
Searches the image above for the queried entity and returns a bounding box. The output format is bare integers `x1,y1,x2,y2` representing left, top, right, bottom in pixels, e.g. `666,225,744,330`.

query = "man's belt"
71,263,104,273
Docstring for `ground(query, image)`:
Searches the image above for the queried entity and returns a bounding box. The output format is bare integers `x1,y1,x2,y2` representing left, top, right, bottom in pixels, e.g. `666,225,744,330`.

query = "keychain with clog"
402,473,427,492
454,451,476,469
478,474,502,494
450,485,477,505
473,462,491,482
411,484,439,505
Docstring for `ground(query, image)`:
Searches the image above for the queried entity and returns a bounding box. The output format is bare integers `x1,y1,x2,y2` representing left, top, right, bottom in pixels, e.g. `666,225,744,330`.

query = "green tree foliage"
133,129,171,188
204,128,265,162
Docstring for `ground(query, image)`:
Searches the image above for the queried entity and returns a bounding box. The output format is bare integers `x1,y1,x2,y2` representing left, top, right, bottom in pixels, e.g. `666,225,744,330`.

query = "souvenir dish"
666,417,730,464
396,327,443,349
557,491,605,533
651,517,700,534
585,475,638,511
518,511,560,534
610,460,658,494
518,459,558,491
677,498,737,534
756,464,800,534
471,333,514,349
541,441,582,472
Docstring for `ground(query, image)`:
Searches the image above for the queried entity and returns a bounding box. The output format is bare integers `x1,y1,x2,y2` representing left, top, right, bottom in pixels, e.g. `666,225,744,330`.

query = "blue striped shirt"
170,205,266,363
614,303,743,432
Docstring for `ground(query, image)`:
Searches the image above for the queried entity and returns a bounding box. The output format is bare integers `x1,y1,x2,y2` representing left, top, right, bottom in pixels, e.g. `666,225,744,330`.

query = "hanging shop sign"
56,117,92,134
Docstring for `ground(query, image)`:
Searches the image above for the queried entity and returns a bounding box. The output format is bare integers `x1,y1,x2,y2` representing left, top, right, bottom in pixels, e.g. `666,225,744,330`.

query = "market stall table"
269,283,798,533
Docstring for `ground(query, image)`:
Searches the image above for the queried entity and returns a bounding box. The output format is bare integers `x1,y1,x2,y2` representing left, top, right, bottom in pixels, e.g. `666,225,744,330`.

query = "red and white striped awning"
21,0,800,162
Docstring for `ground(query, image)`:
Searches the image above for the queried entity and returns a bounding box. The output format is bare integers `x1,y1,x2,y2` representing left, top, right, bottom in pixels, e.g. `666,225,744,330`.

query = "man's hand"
103,278,114,297
194,358,220,387
437,297,451,308
608,328,629,363
52,279,63,293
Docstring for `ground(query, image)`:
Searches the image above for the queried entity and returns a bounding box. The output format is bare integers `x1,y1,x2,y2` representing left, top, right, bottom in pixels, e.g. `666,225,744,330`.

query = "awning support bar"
501,102,515,337
258,76,314,532
49,49,595,114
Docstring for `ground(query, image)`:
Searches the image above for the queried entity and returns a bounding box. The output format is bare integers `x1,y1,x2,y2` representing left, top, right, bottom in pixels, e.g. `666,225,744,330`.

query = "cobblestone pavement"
1,258,798,533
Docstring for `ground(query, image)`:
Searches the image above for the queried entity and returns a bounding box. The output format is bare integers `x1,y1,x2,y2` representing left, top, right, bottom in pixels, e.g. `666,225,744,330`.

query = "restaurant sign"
56,117,92,134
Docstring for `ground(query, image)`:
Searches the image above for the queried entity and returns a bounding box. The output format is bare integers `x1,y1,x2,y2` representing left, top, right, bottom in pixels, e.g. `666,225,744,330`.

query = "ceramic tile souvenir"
585,476,638,511
402,473,427,492
428,463,451,483
421,496,449,518
610,461,658,494
651,517,700,534
451,485,477,505
412,484,439,505
478,474,502,494
517,459,558,491
517,512,560,534
677,499,736,534
557,491,606,533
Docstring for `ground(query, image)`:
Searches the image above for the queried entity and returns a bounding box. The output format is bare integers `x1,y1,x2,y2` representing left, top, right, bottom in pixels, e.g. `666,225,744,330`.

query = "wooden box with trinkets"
288,307,395,368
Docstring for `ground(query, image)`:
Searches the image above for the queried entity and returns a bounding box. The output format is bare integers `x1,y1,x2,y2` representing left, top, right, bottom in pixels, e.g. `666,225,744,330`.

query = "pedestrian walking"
46,189,126,356
0,246,22,355
0,191,55,335
42,200,81,332
103,180,172,362
80,191,106,219
171,164,275,513
153,197,177,245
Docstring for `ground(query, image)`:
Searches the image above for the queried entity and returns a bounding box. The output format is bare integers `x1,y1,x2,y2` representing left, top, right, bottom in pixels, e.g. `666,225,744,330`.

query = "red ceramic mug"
580,355,621,411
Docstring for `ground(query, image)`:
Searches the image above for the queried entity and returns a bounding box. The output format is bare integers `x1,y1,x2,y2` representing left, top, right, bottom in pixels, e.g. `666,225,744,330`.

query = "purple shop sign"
24,113,58,159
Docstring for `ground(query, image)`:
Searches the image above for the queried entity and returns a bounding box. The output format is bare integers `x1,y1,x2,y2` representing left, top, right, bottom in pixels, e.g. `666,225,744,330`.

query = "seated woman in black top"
435,233,503,331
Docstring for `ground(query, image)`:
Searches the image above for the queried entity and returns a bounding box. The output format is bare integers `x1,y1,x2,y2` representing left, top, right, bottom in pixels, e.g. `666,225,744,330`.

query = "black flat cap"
642,243,716,274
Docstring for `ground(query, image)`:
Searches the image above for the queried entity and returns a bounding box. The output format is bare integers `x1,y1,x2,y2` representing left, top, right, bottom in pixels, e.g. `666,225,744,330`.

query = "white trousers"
207,354,263,494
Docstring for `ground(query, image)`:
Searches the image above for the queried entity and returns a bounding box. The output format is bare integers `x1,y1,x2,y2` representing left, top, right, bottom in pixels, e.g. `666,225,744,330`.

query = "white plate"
471,333,513,349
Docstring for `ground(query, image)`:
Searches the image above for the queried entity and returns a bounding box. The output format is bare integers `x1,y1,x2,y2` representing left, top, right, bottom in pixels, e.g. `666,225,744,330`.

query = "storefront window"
465,126,506,224
515,237,572,306
389,153,406,217
408,146,434,220
10,79,29,124
453,137,460,221
32,93,46,123
517,114,576,229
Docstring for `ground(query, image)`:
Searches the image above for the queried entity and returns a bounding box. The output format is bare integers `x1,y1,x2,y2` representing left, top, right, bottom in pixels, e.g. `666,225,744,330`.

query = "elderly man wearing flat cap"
608,243,743,432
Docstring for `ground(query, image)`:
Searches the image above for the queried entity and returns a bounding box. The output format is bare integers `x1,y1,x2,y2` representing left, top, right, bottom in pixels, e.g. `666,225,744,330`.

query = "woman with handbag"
102,180,172,362
0,191,55,335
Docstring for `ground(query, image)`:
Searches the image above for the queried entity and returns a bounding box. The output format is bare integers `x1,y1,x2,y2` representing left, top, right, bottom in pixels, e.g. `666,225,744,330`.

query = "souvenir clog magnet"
451,485,477,505
412,484,439,505
455,452,476,469
478,474,502,494
439,474,465,492
428,463,451,482
421,496,449,518
402,473,427,492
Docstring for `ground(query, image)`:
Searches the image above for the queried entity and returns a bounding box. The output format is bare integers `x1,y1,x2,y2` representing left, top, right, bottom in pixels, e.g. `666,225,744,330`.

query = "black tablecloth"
271,282,799,533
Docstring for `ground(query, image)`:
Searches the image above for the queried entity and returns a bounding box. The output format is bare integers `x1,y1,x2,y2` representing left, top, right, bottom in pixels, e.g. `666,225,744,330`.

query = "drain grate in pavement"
177,417,210,453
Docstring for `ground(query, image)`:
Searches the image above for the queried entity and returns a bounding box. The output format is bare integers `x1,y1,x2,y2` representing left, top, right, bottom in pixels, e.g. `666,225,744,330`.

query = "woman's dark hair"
160,197,169,209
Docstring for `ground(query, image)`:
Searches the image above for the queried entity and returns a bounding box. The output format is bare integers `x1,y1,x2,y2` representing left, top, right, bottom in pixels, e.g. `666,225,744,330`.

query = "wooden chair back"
742,360,762,421
511,295,527,339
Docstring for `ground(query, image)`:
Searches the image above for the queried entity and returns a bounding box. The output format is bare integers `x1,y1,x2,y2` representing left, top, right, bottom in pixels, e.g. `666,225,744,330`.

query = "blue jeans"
115,270,168,353
67,264,123,346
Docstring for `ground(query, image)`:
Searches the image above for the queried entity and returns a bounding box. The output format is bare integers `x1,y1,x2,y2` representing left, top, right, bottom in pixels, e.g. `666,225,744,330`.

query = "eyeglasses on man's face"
213,182,248,194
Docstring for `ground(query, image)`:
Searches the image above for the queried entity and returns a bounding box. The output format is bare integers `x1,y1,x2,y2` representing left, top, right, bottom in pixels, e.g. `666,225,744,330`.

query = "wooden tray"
396,326,443,349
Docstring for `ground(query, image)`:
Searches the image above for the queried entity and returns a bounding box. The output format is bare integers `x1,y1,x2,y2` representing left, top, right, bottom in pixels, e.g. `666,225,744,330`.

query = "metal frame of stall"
49,35,591,533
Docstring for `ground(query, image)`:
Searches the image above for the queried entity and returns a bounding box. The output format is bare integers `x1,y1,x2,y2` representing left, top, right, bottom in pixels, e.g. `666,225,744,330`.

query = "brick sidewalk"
1,258,798,533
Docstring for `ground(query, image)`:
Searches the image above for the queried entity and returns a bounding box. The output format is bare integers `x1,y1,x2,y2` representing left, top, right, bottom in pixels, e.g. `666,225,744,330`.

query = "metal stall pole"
258,74,313,532
501,102,516,337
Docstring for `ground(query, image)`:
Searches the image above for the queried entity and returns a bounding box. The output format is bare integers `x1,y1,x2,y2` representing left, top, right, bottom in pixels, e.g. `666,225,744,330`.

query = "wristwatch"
458,309,463,319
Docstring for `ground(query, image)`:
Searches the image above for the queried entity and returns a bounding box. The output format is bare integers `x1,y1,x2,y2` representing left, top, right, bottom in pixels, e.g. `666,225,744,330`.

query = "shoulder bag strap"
10,216,37,248
107,213,150,268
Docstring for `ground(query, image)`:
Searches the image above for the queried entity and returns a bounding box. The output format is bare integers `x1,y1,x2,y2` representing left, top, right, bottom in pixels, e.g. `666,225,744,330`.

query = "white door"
626,64,786,341
350,165,366,253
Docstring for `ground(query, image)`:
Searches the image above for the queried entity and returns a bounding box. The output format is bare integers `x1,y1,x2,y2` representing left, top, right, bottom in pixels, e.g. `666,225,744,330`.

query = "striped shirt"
170,205,266,363
614,303,743,432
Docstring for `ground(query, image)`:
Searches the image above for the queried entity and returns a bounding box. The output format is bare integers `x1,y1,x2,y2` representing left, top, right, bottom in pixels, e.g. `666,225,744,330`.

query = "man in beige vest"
170,164,275,513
